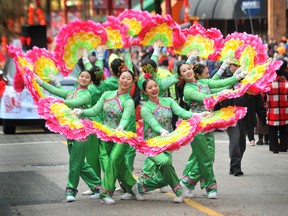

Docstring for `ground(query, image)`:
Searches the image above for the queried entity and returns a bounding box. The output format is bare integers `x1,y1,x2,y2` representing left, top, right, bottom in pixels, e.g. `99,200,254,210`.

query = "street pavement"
0,126,287,216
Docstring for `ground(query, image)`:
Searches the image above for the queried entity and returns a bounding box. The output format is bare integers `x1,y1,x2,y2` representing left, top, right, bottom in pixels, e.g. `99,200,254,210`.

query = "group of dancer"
34,41,248,204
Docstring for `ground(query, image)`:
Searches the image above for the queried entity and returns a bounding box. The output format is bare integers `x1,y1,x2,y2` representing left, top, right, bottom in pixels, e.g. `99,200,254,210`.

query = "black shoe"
229,169,244,176
273,151,279,154
256,139,263,145
234,169,244,176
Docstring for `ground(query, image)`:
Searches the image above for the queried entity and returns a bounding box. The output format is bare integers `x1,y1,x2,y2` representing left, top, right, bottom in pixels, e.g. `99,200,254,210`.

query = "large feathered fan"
37,97,90,140
26,47,60,83
102,16,132,49
118,9,152,37
198,106,247,133
137,14,185,48
54,20,107,76
172,25,223,60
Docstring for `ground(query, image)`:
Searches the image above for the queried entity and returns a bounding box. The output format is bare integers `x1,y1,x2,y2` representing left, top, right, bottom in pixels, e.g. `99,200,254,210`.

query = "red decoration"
144,73,152,79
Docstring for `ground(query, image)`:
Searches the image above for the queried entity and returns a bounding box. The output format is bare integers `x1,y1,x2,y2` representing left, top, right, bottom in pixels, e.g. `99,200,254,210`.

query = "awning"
133,0,267,21
189,0,267,20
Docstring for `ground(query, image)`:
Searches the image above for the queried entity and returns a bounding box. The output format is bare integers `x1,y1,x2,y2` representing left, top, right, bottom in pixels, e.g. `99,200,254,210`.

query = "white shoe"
100,197,116,205
250,140,255,146
180,182,195,198
66,195,76,202
173,195,184,203
159,186,169,193
120,193,135,200
208,191,218,199
82,189,94,195
132,183,146,201
90,193,100,199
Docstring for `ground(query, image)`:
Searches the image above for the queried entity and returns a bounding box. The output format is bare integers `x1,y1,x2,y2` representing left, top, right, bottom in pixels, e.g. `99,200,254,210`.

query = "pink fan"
118,9,152,37
26,47,60,83
54,20,107,76
138,14,185,48
171,25,223,61
102,16,132,48
7,45,33,92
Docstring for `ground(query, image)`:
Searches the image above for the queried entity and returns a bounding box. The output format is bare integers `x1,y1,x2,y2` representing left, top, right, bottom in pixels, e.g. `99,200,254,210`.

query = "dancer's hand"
116,125,124,131
34,74,43,85
153,40,162,56
200,111,213,118
73,108,83,116
50,76,61,87
236,71,248,80
160,129,169,136
95,46,104,60
233,66,243,76
220,59,231,70
82,49,89,65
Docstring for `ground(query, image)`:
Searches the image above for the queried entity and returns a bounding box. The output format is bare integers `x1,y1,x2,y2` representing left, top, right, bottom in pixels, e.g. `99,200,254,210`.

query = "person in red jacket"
266,58,288,153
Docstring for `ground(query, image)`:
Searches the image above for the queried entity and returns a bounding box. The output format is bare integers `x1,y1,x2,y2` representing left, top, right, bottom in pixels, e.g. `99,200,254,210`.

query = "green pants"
125,146,136,172
87,135,102,178
100,141,136,198
66,139,101,196
181,132,217,193
140,152,183,197
138,157,157,181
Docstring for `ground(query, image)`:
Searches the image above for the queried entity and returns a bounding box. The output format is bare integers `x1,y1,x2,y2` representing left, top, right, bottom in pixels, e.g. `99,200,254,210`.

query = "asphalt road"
0,126,287,216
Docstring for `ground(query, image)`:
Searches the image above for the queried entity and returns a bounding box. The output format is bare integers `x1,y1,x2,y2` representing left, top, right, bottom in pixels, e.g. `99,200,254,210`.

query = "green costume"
80,90,136,198
84,59,108,180
40,82,101,197
137,54,179,180
137,97,193,197
181,76,238,193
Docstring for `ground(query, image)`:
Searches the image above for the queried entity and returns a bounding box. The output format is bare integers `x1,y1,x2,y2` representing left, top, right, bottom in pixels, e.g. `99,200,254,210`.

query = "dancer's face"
179,64,195,82
144,79,159,101
78,71,92,88
118,71,133,92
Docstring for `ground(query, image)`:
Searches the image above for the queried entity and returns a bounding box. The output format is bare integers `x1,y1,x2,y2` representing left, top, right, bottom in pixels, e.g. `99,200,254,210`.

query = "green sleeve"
95,59,104,72
82,92,106,117
119,98,135,129
170,98,193,119
64,90,91,108
124,50,133,72
210,85,231,93
141,105,164,133
151,54,159,66
41,82,68,99
206,76,238,88
84,61,93,70
184,84,217,103
150,54,158,79
158,74,179,91
211,73,221,80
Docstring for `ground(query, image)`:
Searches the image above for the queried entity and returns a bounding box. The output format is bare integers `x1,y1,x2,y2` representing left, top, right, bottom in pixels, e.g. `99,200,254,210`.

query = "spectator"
266,58,288,153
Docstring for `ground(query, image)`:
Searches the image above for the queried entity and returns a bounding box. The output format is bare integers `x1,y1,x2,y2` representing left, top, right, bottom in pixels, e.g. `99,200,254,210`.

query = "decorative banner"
26,47,60,83
54,20,107,76
172,25,223,61
138,14,185,48
118,9,152,37
102,16,131,49
198,106,247,133
37,97,90,140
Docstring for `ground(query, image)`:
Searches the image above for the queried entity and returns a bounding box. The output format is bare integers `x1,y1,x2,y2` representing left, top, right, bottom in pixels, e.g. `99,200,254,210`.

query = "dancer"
132,77,211,203
35,67,102,202
73,70,137,205
176,61,246,199
78,49,108,195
